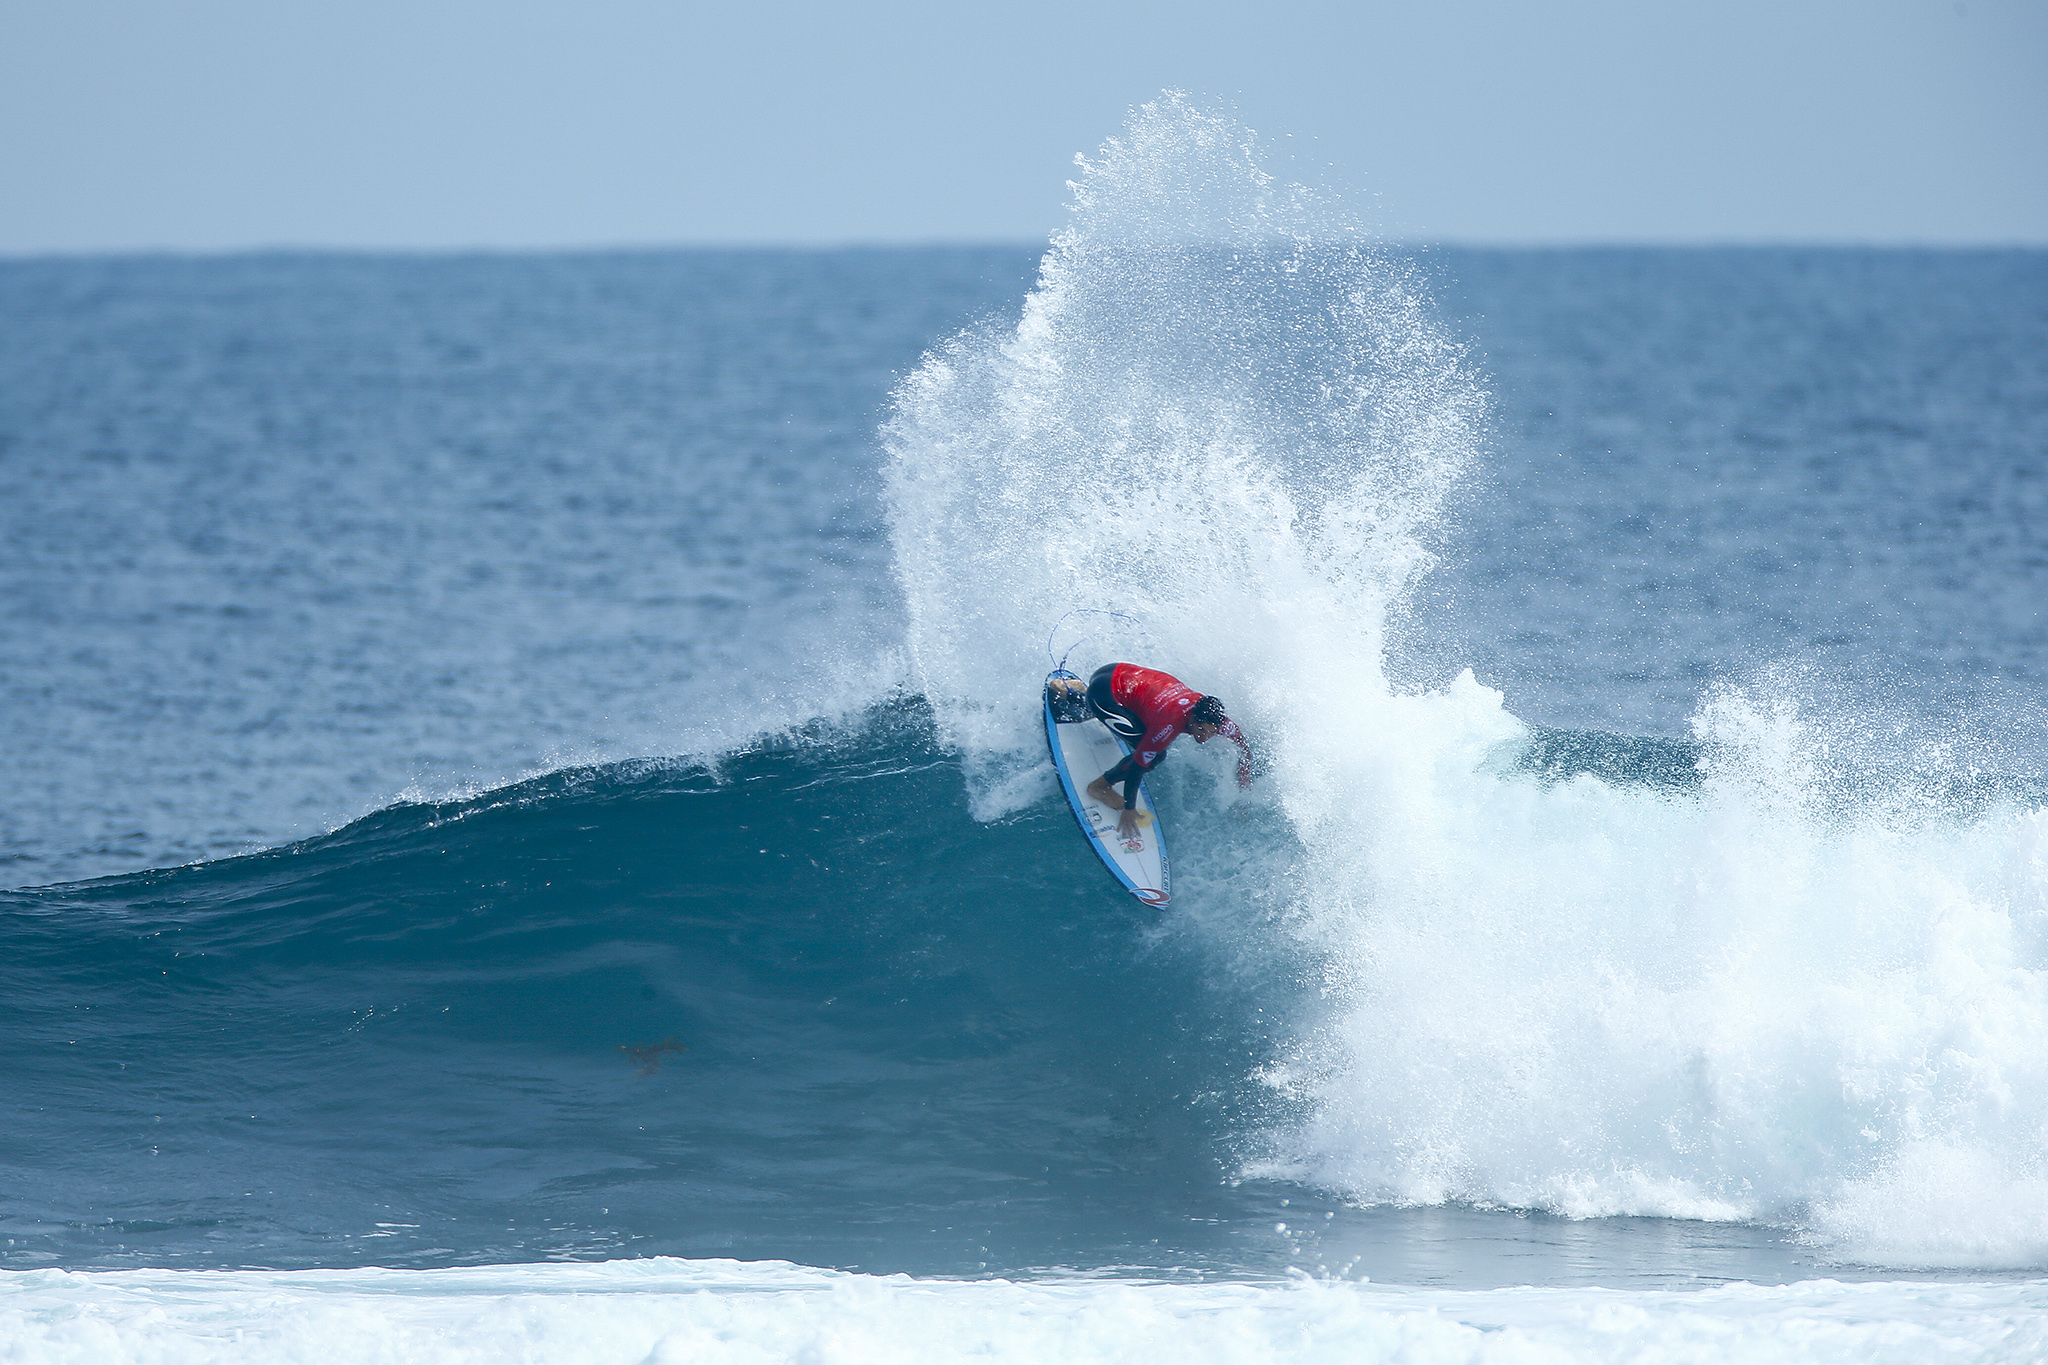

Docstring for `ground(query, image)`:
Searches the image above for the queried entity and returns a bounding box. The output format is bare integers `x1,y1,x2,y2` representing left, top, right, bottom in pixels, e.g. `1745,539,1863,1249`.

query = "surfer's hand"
1117,806,1140,838
1237,760,1253,789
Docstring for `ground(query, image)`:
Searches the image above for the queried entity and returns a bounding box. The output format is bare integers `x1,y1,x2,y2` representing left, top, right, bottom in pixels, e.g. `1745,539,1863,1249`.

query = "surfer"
1082,663,1253,837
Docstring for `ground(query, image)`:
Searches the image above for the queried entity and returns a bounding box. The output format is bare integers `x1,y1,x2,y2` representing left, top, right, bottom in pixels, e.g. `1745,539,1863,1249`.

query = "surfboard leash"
1046,608,1141,673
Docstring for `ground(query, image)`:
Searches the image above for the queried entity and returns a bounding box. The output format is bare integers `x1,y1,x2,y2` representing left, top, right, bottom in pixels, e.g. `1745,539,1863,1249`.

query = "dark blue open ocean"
4,101,2046,1360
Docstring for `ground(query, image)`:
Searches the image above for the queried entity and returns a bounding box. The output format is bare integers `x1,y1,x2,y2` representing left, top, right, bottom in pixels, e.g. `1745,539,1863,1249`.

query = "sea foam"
4,1259,2044,1365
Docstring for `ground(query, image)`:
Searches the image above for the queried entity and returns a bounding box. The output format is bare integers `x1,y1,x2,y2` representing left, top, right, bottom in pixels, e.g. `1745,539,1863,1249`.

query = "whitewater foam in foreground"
5,1259,2046,1365
884,95,2048,1270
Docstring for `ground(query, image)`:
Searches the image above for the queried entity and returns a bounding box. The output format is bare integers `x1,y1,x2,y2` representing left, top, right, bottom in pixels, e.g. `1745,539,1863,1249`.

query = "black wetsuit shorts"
1086,664,1147,741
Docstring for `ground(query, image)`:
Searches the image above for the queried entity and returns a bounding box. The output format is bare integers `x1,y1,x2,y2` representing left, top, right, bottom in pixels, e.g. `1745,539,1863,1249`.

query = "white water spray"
882,93,2048,1269
884,92,1479,818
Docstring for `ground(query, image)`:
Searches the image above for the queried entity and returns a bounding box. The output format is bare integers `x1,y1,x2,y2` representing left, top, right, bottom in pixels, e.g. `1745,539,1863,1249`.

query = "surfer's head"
1189,695,1228,740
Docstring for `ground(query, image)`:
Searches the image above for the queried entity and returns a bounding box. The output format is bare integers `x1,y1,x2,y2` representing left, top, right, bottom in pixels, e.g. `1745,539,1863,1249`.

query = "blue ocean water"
4,98,2048,1359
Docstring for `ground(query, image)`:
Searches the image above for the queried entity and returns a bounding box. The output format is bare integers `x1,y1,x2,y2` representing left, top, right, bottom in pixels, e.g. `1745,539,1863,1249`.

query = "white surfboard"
1044,669,1171,908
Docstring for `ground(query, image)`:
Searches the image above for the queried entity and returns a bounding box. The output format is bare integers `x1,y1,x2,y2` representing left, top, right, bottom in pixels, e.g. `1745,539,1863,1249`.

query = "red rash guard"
1100,664,1252,807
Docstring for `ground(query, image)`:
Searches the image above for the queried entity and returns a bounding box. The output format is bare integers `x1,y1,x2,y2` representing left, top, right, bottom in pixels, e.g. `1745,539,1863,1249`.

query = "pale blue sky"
3,0,2043,252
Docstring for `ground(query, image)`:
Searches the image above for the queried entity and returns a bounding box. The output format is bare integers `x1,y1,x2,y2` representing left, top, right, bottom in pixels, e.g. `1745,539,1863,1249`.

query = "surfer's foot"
1085,779,1120,809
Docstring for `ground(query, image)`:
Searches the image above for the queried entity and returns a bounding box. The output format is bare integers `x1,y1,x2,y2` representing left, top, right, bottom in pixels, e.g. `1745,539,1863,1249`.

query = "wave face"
13,698,2034,1280
0,707,1317,1274
883,95,2048,1270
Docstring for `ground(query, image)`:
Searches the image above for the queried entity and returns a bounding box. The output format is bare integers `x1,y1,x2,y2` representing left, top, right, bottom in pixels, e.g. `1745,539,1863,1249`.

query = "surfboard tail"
1045,670,1091,724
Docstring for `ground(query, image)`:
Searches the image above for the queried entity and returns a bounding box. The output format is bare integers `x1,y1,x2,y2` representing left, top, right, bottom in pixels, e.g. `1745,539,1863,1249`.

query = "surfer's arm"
1220,719,1254,788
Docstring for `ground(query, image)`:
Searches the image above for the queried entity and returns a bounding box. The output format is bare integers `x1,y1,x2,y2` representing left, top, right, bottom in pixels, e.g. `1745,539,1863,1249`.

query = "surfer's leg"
1086,664,1145,740
1085,774,1153,824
